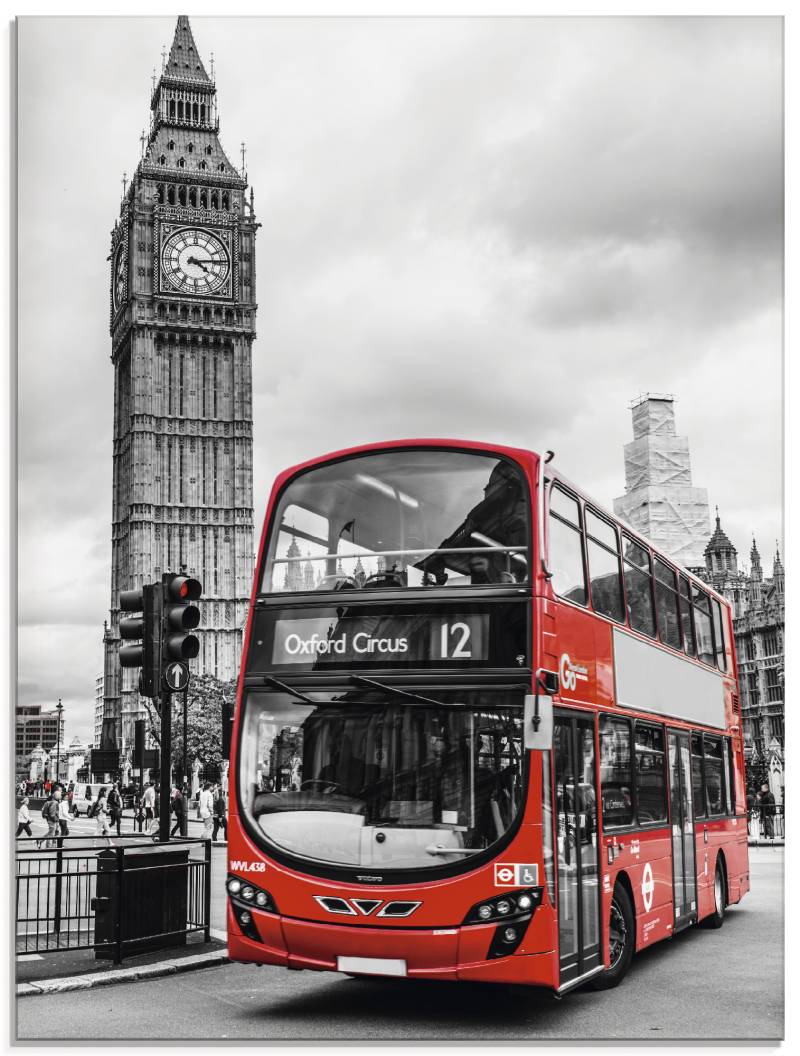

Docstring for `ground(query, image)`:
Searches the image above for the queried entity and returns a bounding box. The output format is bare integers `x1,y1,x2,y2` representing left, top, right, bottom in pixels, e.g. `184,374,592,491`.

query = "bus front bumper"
227,904,558,988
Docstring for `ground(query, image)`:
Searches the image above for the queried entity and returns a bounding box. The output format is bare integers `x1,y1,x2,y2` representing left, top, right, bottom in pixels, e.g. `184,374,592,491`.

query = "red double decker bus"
226,440,748,993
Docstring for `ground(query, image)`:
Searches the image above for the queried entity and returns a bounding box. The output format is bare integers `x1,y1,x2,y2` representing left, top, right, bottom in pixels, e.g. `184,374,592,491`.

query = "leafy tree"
144,673,235,781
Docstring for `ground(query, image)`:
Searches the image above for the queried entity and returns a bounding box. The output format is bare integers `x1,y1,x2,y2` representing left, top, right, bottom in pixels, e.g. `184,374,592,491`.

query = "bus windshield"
261,449,529,594
237,689,525,872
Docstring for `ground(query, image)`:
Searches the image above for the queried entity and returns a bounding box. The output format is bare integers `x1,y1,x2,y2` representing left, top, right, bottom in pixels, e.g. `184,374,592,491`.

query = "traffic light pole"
181,688,189,837
159,690,172,843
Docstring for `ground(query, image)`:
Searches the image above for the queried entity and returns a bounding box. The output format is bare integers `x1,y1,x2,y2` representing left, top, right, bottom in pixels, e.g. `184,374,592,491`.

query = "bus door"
553,713,601,986
668,730,697,929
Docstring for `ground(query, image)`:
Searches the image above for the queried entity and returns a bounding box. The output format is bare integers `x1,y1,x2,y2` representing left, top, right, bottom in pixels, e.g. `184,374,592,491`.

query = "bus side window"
691,733,706,820
622,536,656,638
692,585,715,666
721,737,733,816
711,597,727,672
548,486,587,606
585,509,625,623
599,716,633,827
633,722,667,824
703,735,724,815
654,558,681,651
678,576,696,657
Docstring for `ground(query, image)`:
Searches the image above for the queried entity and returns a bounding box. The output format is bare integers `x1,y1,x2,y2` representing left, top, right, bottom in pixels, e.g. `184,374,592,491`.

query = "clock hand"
186,255,213,273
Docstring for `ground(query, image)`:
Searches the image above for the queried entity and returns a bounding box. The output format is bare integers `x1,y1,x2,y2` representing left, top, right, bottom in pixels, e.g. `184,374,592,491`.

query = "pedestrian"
760,782,775,839
94,786,111,838
107,782,123,837
58,791,71,839
16,796,33,838
142,781,156,833
212,785,228,843
41,788,61,848
198,781,214,839
170,787,185,837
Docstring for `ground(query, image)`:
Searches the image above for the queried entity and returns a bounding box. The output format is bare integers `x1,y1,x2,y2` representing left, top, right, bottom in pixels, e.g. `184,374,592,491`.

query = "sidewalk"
16,821,231,999
16,935,228,997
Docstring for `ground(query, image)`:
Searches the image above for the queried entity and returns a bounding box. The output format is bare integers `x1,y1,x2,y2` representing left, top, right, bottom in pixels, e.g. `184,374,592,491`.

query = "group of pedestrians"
16,785,72,847
16,777,229,845
197,782,228,842
747,781,779,838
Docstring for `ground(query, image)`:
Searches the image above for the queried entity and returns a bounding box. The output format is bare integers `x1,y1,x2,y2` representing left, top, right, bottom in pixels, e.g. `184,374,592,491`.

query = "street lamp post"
55,698,64,786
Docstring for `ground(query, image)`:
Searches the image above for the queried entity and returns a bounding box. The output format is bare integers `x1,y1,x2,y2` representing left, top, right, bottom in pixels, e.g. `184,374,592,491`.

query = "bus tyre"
701,860,726,929
592,884,634,990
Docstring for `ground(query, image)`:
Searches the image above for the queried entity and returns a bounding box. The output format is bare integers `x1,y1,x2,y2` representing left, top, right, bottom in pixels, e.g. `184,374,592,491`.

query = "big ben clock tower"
103,16,256,762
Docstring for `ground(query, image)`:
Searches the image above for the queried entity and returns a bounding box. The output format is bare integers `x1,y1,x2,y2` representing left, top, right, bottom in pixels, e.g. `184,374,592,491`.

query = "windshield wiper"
350,676,447,708
424,845,482,856
261,676,315,704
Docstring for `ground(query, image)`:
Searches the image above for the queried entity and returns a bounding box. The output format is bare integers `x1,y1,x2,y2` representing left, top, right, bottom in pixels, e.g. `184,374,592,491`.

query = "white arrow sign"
164,661,189,691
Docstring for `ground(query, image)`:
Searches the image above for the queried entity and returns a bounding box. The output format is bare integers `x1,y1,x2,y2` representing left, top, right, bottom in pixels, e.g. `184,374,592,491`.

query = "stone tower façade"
103,16,256,759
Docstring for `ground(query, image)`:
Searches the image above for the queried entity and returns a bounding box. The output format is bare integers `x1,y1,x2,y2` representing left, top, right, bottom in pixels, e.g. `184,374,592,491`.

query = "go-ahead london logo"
559,653,589,692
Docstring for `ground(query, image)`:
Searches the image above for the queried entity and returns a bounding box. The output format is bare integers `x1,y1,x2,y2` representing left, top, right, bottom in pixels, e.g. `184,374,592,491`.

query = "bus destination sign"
247,603,527,672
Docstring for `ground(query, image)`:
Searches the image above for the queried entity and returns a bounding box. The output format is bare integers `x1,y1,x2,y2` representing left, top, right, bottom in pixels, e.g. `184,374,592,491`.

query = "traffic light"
161,573,202,666
119,584,161,698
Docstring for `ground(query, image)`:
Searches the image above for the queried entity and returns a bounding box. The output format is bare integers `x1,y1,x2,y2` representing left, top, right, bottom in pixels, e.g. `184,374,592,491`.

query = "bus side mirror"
525,693,553,751
539,669,559,696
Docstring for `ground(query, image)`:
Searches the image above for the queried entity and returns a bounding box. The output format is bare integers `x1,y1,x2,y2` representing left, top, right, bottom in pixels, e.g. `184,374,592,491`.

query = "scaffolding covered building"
613,394,711,570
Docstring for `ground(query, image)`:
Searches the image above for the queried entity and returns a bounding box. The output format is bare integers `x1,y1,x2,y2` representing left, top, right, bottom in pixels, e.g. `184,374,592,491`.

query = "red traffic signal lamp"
162,574,202,664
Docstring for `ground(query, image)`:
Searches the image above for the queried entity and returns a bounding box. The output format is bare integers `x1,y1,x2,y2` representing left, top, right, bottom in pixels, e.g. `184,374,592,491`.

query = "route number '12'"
440,621,472,658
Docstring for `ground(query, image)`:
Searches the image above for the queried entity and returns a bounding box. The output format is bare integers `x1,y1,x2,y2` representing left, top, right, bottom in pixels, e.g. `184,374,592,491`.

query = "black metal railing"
747,804,785,841
15,834,212,963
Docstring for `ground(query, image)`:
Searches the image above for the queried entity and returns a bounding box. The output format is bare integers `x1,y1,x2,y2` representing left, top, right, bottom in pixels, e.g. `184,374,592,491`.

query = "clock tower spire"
104,16,257,768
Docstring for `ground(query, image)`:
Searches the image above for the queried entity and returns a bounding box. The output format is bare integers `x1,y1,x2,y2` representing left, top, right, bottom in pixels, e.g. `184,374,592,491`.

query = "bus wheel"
591,884,634,990
700,860,726,929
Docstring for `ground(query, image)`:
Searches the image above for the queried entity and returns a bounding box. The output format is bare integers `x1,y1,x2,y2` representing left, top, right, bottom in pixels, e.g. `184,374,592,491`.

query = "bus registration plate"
337,956,407,977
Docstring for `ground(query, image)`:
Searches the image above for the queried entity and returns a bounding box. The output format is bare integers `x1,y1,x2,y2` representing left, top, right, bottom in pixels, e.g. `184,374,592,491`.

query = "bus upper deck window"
622,536,656,638
548,486,588,607
261,450,530,594
692,585,715,667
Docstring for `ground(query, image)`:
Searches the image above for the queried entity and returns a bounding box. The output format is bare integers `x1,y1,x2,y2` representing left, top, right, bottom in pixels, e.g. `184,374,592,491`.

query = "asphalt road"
16,846,783,1041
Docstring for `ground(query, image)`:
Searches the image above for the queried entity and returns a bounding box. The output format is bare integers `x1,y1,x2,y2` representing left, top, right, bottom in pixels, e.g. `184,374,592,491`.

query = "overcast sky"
17,16,782,744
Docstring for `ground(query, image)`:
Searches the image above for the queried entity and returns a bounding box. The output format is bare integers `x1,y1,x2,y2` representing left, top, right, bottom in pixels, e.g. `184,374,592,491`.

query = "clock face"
113,245,126,311
161,227,231,296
